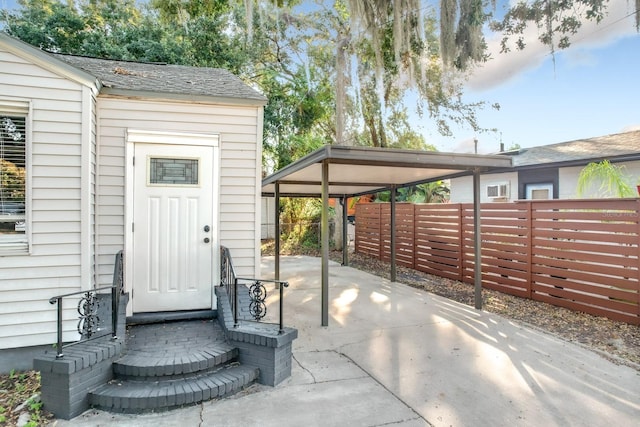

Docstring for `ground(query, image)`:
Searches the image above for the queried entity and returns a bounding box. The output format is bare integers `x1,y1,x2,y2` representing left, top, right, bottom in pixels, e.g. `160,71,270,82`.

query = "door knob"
204,225,210,232
204,237,210,243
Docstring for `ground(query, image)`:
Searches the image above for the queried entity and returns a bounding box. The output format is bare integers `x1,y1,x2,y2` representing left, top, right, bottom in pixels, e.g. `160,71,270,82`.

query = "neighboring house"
0,33,266,370
261,197,276,239
450,130,640,202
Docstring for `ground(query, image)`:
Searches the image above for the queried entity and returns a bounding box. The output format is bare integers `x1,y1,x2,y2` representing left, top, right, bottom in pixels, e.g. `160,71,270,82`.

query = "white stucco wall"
559,160,640,199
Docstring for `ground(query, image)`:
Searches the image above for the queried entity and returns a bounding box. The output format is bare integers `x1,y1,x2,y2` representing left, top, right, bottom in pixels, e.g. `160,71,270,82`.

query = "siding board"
0,47,91,350
0,46,260,348
96,98,261,293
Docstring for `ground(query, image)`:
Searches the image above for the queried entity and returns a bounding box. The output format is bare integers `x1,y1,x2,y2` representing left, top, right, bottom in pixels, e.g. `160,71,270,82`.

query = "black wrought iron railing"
49,251,124,359
220,246,289,333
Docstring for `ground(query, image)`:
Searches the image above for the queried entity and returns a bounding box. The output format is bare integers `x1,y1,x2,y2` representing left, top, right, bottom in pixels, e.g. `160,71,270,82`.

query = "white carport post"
321,160,329,326
473,169,482,309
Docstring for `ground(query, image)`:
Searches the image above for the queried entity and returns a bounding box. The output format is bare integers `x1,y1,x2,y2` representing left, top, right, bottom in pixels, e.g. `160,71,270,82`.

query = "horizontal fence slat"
354,200,640,324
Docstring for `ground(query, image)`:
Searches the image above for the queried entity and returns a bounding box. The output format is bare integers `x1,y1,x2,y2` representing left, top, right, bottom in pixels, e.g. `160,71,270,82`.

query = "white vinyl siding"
0,49,96,349
96,98,262,292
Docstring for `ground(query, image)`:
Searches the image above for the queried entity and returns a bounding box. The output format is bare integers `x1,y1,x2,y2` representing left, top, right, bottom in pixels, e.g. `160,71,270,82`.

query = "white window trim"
0,98,32,255
487,182,509,199
526,183,554,200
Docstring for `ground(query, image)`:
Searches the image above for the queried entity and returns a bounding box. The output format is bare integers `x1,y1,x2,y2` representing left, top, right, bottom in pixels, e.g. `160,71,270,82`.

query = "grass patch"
0,370,53,426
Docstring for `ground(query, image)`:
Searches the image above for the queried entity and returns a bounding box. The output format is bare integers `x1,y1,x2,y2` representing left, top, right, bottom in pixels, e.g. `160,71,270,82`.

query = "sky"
425,0,640,154
2,0,638,155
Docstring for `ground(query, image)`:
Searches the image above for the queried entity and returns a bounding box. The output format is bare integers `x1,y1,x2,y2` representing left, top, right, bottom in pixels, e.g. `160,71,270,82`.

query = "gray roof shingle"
509,130,640,167
52,53,266,104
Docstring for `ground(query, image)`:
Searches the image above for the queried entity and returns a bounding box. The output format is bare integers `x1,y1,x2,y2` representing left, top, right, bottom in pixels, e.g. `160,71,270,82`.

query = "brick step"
89,363,259,413
113,344,238,379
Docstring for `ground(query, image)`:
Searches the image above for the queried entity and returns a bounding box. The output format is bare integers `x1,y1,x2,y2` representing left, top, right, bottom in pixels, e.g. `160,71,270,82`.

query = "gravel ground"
263,241,640,370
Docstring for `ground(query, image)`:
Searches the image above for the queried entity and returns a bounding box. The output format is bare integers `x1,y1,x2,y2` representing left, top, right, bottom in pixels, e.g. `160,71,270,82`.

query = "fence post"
457,204,464,282
390,188,397,282
377,204,382,260
526,201,533,299
411,204,416,269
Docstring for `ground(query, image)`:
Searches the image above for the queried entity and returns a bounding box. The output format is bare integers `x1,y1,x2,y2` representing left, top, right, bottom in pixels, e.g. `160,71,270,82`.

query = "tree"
491,0,638,54
343,0,486,144
374,180,450,204
576,160,636,198
1,0,191,63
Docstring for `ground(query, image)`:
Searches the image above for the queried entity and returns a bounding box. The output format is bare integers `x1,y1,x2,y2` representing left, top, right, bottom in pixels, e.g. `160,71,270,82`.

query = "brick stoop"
89,320,258,413
89,364,258,412
215,286,298,386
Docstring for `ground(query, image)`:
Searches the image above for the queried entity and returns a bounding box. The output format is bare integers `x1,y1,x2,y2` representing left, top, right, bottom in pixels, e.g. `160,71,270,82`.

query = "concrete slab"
263,256,640,427
200,350,425,426
51,407,203,427
55,255,640,427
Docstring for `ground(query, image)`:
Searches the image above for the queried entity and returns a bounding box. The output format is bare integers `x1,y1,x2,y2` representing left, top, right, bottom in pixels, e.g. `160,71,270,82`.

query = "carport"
262,145,512,326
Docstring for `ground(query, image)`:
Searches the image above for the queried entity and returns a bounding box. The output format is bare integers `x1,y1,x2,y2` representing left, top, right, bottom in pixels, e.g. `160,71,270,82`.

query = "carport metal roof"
261,145,513,327
262,145,512,197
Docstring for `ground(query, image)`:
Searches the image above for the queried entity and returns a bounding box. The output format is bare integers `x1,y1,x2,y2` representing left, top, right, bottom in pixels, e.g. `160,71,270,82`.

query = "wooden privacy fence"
355,199,640,325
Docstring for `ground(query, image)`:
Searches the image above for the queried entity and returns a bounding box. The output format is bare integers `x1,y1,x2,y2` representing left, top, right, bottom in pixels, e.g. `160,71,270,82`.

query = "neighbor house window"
526,183,553,200
0,112,27,252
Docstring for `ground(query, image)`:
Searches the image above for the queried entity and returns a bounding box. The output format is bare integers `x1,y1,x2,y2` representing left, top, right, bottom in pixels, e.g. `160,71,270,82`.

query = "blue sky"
428,0,640,153
2,0,638,154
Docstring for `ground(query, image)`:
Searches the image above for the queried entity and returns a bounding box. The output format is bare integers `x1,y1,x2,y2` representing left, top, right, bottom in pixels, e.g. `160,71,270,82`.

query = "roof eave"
0,33,101,91
511,152,640,171
100,88,267,106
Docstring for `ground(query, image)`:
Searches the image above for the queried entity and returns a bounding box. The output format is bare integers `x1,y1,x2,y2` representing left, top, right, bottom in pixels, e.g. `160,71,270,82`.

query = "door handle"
204,225,210,232
204,237,210,243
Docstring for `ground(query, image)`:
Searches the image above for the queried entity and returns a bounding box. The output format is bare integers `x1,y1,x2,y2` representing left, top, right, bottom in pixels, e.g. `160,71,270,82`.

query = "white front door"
132,142,215,313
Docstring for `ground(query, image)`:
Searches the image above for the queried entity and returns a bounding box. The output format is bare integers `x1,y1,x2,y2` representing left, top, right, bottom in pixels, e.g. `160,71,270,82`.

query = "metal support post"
390,186,397,282
321,160,329,326
473,170,482,309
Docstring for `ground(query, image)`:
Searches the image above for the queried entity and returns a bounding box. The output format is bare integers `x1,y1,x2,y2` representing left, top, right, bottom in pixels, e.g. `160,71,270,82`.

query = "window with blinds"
0,113,27,250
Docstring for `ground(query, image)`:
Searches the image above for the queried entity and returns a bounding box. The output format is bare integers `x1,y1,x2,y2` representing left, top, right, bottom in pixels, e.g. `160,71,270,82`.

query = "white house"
450,131,640,203
0,33,266,371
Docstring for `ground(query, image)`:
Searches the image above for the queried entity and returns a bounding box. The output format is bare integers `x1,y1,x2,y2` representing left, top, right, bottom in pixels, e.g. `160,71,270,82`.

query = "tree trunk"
333,36,350,250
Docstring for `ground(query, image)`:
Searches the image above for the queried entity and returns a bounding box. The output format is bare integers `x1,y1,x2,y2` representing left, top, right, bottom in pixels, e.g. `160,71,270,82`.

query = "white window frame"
526,183,554,200
0,99,31,254
487,182,509,199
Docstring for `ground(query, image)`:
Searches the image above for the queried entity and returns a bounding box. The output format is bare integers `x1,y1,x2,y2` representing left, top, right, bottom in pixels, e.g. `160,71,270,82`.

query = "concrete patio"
56,255,640,426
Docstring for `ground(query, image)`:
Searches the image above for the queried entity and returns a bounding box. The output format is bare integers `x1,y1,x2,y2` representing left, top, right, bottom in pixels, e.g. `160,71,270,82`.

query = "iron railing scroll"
220,246,289,333
49,251,124,359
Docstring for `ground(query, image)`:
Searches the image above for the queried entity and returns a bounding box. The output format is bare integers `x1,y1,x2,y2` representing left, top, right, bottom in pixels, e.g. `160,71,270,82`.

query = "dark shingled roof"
52,53,266,104
508,130,640,167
